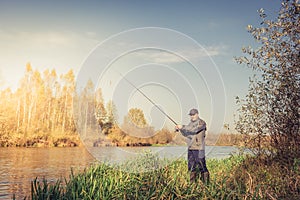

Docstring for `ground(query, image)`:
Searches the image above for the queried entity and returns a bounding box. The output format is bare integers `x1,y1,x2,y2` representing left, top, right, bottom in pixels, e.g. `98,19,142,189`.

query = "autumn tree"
122,108,155,141
43,69,57,131
0,88,15,139
235,0,299,163
106,100,117,125
0,64,85,146
125,108,147,128
103,100,117,133
18,63,34,135
60,69,76,132
94,88,108,133
75,79,97,139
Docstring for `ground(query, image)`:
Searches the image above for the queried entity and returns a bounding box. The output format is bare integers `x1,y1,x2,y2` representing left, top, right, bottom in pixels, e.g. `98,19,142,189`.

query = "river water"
0,146,238,199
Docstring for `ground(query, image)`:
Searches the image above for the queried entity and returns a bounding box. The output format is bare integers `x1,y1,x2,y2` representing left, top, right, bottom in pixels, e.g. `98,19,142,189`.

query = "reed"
30,153,299,199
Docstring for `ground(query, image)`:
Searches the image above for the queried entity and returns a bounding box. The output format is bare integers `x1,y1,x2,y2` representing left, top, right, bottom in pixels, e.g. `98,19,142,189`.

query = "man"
175,108,210,184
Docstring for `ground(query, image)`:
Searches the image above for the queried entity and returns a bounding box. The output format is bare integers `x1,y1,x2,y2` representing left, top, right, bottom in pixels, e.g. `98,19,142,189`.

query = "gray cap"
188,108,199,115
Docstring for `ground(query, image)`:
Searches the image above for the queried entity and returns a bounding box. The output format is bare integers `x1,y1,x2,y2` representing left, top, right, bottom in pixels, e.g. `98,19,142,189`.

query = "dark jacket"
180,117,206,150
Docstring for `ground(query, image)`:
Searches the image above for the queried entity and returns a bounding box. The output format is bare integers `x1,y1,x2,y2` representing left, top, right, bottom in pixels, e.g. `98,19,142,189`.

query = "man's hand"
175,125,183,131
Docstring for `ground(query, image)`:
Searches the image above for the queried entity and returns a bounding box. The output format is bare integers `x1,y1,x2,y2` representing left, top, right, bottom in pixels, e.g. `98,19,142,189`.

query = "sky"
0,0,281,133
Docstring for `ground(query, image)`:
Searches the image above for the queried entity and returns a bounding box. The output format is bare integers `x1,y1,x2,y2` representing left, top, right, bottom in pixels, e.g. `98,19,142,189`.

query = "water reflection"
0,146,238,199
0,148,95,199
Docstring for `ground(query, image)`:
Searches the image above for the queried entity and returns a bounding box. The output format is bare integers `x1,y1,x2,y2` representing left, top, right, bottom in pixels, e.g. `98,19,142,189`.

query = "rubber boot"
190,171,197,182
201,171,210,184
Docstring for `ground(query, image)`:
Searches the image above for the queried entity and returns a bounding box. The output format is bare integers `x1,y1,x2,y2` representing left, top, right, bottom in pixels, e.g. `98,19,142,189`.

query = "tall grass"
30,152,299,199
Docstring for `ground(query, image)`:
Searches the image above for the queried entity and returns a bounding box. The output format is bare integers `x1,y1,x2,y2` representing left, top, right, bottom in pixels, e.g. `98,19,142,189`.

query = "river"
0,146,238,199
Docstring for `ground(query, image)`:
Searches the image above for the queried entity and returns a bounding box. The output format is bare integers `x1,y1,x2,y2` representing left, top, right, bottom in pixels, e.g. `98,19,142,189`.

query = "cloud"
204,44,229,56
0,30,99,50
85,31,98,38
0,30,100,90
207,21,220,30
0,30,100,66
133,44,229,64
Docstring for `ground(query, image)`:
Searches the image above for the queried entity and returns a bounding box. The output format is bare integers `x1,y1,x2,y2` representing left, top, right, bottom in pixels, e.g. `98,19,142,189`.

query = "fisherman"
175,108,210,183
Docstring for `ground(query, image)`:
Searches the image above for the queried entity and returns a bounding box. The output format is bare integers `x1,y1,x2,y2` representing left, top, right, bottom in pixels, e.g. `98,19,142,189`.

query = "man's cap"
188,108,199,115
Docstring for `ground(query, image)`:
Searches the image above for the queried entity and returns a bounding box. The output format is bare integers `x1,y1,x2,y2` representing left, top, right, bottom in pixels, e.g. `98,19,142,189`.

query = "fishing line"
117,71,178,126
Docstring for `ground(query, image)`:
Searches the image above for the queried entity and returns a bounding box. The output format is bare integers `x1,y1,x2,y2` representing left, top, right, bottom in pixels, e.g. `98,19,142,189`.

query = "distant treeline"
0,64,179,147
0,64,243,147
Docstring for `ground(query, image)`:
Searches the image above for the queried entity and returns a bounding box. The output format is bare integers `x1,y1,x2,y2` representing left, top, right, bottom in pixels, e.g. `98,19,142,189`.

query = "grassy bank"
1,132,245,147
0,131,81,147
28,153,300,199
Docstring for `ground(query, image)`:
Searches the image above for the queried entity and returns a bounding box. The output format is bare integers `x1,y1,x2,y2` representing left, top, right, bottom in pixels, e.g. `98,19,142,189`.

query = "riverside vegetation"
29,152,299,199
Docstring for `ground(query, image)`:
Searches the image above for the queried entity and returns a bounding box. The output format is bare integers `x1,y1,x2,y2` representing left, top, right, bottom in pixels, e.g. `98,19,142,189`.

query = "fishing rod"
118,72,178,126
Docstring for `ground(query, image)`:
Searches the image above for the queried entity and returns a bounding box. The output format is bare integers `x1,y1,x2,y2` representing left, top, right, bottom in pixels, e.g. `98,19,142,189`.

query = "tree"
235,0,299,163
76,79,97,139
43,69,57,131
0,88,15,138
100,100,117,134
18,62,33,135
122,108,155,139
60,69,76,132
94,88,107,129
105,100,117,126
125,108,148,128
30,70,45,132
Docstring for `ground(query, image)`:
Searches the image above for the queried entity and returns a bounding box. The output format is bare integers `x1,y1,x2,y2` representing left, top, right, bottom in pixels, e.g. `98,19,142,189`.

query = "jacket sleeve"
180,119,206,137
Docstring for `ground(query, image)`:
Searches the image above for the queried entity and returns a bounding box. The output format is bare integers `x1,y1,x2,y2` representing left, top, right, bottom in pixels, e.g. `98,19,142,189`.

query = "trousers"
188,149,208,173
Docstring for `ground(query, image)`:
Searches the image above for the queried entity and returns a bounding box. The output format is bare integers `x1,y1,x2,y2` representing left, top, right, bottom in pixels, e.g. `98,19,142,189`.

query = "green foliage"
29,152,300,199
28,154,243,199
235,0,300,161
31,178,63,200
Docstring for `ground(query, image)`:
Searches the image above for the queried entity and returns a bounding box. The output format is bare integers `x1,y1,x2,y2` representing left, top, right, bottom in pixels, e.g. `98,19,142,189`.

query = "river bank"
0,133,81,147
30,156,245,199
0,132,244,147
29,152,300,199
0,146,238,199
